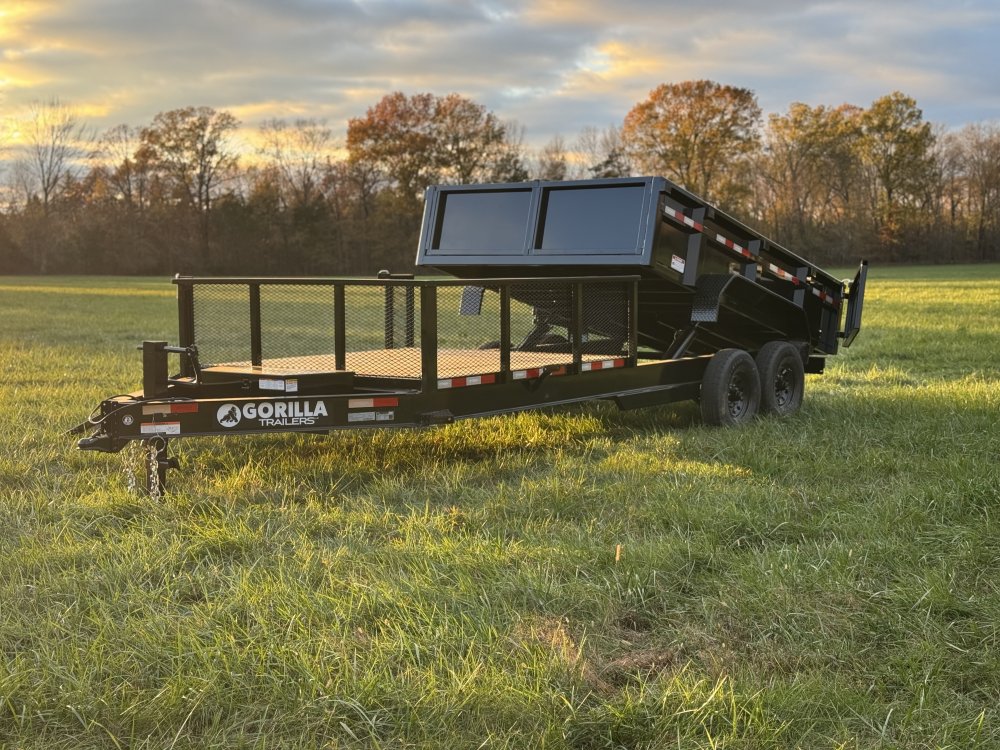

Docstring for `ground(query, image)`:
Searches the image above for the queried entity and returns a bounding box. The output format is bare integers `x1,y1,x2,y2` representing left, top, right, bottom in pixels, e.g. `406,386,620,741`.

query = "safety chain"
121,440,145,495
120,439,164,498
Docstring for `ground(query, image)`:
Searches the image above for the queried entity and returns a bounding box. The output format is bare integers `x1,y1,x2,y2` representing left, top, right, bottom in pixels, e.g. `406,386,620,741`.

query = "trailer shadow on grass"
165,367,1000,512
177,399,705,500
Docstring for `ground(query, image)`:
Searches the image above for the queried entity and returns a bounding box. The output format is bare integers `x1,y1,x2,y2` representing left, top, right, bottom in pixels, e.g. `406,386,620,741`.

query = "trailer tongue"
73,176,867,495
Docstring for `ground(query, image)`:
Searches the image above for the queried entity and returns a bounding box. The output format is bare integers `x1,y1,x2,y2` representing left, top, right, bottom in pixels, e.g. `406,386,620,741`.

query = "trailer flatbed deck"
204,348,615,380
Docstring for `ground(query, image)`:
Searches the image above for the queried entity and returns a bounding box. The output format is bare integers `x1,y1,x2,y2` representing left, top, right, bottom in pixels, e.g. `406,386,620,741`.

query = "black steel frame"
75,275,714,479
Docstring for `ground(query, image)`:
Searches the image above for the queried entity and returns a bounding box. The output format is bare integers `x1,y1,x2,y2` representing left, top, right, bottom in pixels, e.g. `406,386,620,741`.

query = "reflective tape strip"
437,373,497,389
766,263,803,286
580,359,625,372
714,233,753,259
664,207,754,259
348,397,399,409
142,402,198,415
512,368,543,380
766,264,840,308
664,207,704,233
665,206,838,307
810,287,840,307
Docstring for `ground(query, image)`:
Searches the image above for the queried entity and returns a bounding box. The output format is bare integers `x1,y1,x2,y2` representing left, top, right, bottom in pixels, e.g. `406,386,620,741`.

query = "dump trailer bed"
73,177,867,495
417,176,857,363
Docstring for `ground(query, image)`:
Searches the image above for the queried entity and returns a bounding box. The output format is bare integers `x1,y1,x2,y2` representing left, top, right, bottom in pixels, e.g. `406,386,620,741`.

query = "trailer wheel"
700,349,761,426
755,341,804,417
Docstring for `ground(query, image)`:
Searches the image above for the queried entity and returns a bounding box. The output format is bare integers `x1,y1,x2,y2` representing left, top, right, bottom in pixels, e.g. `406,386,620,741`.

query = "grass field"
1,265,999,749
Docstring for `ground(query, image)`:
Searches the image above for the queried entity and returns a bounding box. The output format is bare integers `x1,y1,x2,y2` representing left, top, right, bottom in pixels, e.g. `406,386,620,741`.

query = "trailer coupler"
77,433,118,452
72,430,178,496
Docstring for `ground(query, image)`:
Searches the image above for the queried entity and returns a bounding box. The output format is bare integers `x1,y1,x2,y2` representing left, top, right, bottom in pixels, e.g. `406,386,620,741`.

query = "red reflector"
170,403,199,413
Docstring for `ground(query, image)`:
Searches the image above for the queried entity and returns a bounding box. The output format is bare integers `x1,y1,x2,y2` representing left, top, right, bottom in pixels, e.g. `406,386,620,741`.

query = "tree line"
1,82,998,276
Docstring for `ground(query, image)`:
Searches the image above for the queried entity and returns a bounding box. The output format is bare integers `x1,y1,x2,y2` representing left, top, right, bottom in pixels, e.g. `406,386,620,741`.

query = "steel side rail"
76,356,710,453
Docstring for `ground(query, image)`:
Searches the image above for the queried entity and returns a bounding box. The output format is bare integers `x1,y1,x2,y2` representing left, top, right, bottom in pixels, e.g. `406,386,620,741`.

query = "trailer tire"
700,349,761,426
755,341,804,417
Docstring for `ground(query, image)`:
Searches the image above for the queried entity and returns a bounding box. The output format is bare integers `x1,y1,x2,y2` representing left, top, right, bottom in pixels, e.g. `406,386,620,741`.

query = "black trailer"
72,176,868,495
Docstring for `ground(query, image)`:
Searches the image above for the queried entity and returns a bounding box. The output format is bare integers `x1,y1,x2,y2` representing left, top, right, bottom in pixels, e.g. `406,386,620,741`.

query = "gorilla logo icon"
217,404,242,427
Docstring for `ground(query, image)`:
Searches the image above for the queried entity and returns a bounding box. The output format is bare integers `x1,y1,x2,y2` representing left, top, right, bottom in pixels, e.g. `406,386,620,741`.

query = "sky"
1,0,999,154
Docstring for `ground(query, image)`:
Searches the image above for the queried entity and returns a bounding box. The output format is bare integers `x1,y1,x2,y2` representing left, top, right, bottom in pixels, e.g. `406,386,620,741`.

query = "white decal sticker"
140,422,180,435
375,411,395,422
285,379,298,393
259,378,285,391
348,411,376,423
670,254,686,273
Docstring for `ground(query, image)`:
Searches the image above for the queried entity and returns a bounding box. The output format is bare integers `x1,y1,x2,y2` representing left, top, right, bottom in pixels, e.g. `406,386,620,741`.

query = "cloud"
0,0,997,153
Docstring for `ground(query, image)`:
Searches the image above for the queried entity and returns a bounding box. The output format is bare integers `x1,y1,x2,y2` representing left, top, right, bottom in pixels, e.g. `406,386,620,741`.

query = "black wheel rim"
728,370,750,419
774,364,794,408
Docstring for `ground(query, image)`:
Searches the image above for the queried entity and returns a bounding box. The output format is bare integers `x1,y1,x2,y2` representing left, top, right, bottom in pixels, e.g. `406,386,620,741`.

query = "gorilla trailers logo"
217,404,242,427
216,401,328,428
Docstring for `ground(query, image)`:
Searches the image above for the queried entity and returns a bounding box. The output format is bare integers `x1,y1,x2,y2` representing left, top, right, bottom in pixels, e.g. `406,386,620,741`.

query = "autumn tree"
7,99,94,272
346,92,527,204
346,92,439,204
857,92,935,258
622,80,761,207
757,102,864,256
485,119,529,183
434,94,524,184
98,124,154,211
139,106,240,266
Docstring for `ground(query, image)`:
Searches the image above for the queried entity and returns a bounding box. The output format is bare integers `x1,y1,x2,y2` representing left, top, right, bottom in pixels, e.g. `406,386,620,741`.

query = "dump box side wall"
416,177,846,356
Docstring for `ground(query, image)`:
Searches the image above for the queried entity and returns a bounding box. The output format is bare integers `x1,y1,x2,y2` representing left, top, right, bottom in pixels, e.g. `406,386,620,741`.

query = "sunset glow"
0,0,997,156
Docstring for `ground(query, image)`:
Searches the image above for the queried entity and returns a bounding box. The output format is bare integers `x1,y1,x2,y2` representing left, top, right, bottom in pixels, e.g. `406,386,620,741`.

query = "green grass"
1,265,999,749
